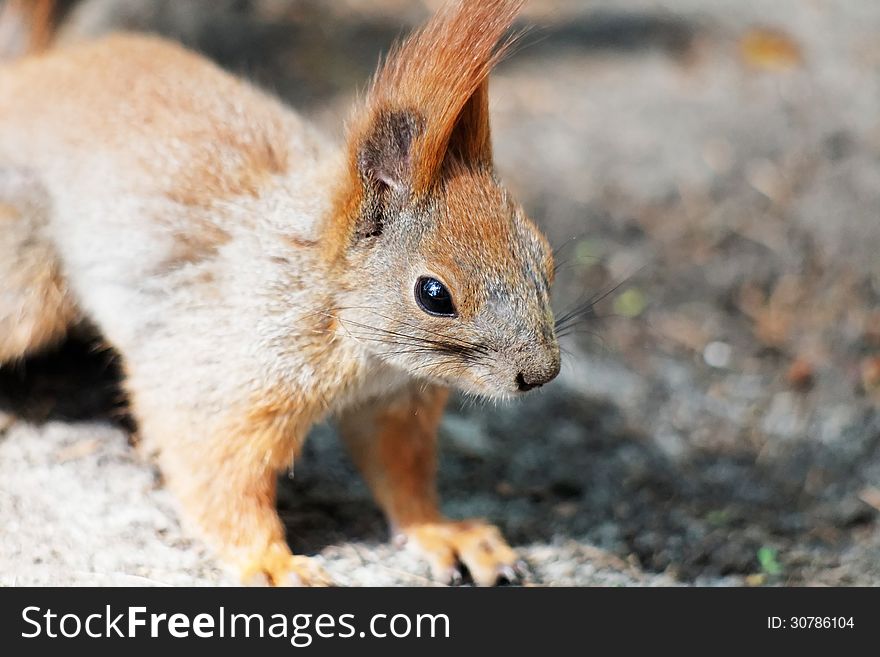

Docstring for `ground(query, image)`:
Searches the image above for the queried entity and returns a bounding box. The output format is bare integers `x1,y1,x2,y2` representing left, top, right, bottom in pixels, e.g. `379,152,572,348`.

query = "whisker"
553,266,647,332
330,306,491,354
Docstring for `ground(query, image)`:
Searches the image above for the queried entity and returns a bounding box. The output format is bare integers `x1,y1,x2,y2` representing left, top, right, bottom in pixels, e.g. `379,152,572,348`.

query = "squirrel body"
0,0,560,586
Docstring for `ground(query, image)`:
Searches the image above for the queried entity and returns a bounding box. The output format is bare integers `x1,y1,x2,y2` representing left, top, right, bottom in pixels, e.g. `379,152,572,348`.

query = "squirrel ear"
356,109,423,193
446,80,492,168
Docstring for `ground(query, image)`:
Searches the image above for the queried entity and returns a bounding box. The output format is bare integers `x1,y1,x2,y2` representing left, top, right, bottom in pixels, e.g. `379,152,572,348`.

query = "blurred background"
1,0,878,585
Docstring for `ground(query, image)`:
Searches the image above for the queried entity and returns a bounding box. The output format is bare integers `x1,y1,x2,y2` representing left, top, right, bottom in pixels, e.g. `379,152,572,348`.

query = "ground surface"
1,0,878,586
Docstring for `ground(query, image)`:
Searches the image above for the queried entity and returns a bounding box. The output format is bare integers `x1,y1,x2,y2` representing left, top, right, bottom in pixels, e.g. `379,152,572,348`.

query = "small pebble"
703,341,732,368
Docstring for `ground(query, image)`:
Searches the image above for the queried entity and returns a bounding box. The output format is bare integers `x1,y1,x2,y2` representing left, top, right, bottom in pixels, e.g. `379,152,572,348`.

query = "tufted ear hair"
346,0,521,201
356,109,423,194
351,108,423,238
445,79,492,170
355,79,492,196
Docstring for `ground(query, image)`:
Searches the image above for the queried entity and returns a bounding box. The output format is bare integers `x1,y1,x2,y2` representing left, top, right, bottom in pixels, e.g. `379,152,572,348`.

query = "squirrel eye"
415,277,457,317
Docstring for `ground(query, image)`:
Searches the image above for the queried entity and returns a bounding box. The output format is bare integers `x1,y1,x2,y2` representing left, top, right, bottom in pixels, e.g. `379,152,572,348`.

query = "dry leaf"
858,487,880,512
740,27,803,72
859,486,880,511
862,356,880,392
787,358,815,391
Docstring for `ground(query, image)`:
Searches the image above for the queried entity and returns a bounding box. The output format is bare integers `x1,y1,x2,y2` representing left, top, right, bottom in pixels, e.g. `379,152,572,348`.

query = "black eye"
415,277,457,317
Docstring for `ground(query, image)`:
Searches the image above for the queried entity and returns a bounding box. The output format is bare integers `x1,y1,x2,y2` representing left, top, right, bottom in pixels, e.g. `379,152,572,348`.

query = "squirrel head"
330,0,559,398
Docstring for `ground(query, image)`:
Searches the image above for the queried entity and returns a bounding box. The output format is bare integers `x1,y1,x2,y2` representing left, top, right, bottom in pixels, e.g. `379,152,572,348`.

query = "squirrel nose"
516,372,541,391
516,365,559,392
515,339,562,392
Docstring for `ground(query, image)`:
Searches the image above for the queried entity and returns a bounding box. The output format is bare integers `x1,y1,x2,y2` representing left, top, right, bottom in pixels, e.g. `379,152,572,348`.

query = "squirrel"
0,0,561,586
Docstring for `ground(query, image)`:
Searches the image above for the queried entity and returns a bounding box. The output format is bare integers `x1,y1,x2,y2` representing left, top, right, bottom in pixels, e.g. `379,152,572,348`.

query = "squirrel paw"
240,544,333,587
400,520,526,586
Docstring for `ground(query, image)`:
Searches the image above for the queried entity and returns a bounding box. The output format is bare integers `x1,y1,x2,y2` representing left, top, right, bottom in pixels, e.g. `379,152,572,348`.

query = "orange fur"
134,385,328,585
0,0,60,58
0,34,294,207
330,0,523,256
340,385,448,528
356,0,521,190
338,384,520,585
0,194,77,361
165,130,289,208
158,221,231,272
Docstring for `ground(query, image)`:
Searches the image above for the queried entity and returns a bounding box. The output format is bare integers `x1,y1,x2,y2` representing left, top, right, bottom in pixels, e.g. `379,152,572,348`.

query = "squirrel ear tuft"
446,80,492,169
349,0,522,195
356,109,423,193
351,110,422,238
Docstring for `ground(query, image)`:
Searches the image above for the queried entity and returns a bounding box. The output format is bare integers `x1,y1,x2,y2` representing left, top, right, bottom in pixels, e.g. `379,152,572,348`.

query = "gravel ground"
1,0,878,586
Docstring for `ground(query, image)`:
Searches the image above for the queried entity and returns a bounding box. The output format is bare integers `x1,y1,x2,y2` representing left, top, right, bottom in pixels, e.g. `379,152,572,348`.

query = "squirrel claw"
447,567,464,586
240,545,333,587
498,564,518,584
401,519,522,587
